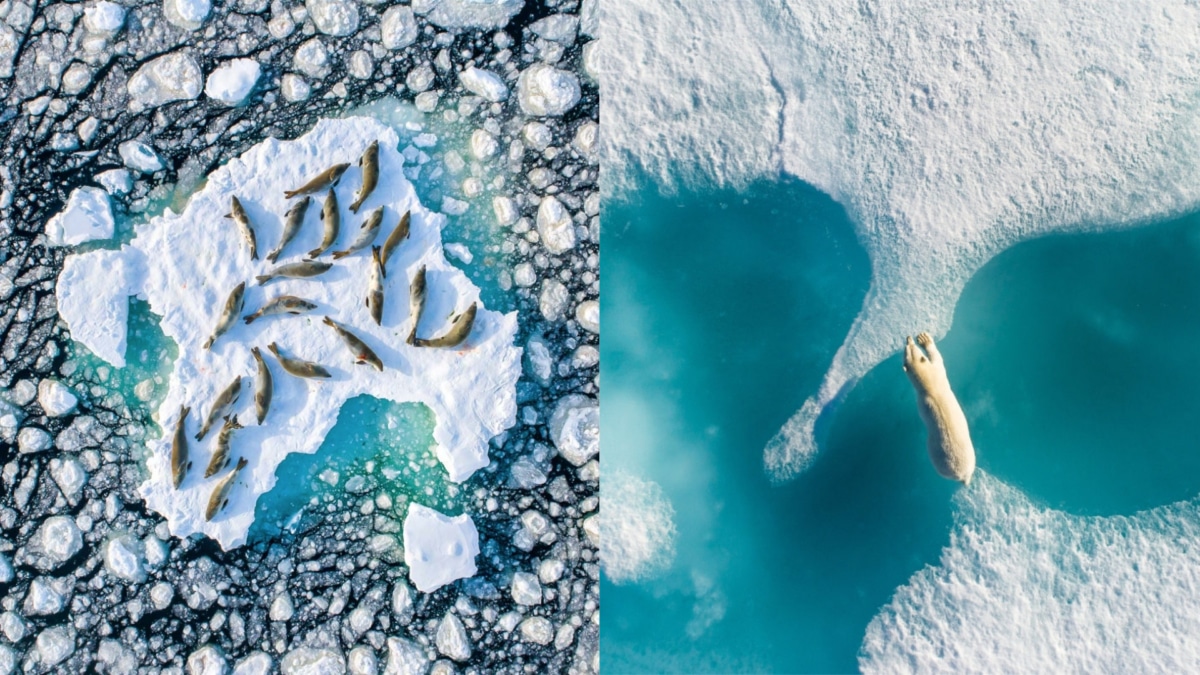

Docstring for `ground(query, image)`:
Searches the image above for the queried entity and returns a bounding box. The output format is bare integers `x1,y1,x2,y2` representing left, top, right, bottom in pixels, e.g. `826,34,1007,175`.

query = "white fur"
903,333,975,484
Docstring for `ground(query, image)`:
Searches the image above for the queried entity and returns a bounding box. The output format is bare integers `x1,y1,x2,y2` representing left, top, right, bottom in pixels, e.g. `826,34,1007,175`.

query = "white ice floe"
205,59,261,106
516,64,580,117
104,535,145,583
536,195,575,254
57,117,521,549
861,474,1200,673
529,14,578,44
34,626,75,667
57,248,140,367
603,0,1200,483
411,0,524,30
119,140,164,174
96,168,132,195
306,0,359,36
127,51,202,109
458,66,508,103
293,38,330,79
380,6,418,50
164,0,210,30
45,187,114,247
550,394,597,466
37,380,77,417
83,0,125,34
280,74,311,102
600,471,677,584
403,503,479,592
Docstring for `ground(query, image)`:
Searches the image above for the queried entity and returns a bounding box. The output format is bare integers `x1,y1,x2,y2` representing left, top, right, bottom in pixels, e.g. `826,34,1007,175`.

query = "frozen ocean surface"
603,0,1200,672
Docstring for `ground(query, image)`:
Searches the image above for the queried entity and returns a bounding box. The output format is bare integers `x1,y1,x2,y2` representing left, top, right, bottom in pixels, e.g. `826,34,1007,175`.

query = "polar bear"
903,332,976,485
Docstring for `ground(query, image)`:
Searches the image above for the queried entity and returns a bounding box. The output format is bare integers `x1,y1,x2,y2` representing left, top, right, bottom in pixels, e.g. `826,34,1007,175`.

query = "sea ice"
529,14,578,44
536,196,575,254
17,427,50,454
411,0,525,29
435,611,470,661
380,6,418,50
127,52,203,109
57,248,139,367
187,644,226,675
604,0,1200,482
58,117,521,549
520,616,553,645
83,0,125,34
550,395,598,466
45,186,114,247
119,140,165,174
384,637,425,675
516,64,581,117
37,379,77,417
104,535,145,582
31,516,83,569
205,59,261,106
35,626,75,666
280,647,344,674
96,168,133,195
294,38,330,79
458,67,508,103
306,0,359,36
403,503,479,592
163,0,211,30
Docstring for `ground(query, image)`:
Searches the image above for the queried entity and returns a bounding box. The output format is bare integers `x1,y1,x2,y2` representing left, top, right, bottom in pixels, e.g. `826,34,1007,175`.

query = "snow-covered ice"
205,59,261,106
37,379,77,417
306,0,359,36
536,196,576,254
380,6,418,50
127,52,203,109
550,395,597,466
57,117,521,549
516,64,581,117
83,0,125,34
45,187,114,247
163,0,211,30
119,140,164,174
411,0,524,30
17,427,50,454
458,67,508,103
403,503,479,592
57,248,139,367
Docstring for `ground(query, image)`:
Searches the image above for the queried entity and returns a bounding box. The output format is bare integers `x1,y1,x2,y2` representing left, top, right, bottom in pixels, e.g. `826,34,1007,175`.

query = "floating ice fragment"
128,52,202,109
347,647,376,675
57,248,137,367
0,556,11,584
403,504,479,592
550,394,598,466
579,0,597,38
233,652,273,675
519,616,553,645
517,64,581,116
60,63,93,96
281,74,311,102
119,140,164,173
306,0,359,36
38,380,77,417
24,578,66,615
83,0,125,34
269,592,294,621
0,645,14,675
187,644,226,675
536,195,576,254
470,130,498,160
441,196,468,215
539,279,569,322
96,168,132,195
444,243,472,264
538,558,565,584
150,582,174,609
529,14,578,44
32,516,82,569
17,427,51,454
511,572,542,605
493,196,517,226
35,626,75,667
0,26,15,79
45,186,114,247
459,66,508,102
435,612,471,662
164,0,210,30
49,457,86,503
380,6,418,50
348,50,373,79
575,300,598,333
412,0,524,29
293,39,330,79
104,535,145,583
384,638,425,675
281,647,345,674
205,59,261,106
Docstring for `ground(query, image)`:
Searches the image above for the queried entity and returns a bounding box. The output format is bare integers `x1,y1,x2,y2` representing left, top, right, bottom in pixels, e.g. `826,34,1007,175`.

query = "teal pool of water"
602,174,1200,673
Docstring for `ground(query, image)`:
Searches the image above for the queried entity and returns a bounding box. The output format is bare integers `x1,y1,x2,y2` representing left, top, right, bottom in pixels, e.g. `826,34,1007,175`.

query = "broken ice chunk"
205,59,261,106
403,504,479,592
45,187,114,247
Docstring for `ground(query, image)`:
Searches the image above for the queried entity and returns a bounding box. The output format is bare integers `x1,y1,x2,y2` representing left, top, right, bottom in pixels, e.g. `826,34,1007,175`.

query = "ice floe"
403,503,479,592
57,117,521,549
44,187,114,247
205,59,261,106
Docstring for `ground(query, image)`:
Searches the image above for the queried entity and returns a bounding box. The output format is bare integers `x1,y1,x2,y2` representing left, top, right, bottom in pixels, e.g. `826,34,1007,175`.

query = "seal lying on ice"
903,332,976,484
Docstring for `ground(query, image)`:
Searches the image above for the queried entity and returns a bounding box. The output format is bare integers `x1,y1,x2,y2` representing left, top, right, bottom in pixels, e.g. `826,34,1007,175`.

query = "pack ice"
56,117,521,549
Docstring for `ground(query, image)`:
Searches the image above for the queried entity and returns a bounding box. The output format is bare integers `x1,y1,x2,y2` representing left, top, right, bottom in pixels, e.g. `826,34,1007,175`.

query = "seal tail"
283,189,299,199
243,314,256,324
255,275,271,285
331,250,350,260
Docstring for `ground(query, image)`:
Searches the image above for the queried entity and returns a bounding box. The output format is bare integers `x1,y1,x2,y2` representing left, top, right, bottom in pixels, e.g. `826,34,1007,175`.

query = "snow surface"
57,117,521,549
861,473,1200,673
403,503,479,592
601,0,1200,482
45,187,114,247
205,59,261,106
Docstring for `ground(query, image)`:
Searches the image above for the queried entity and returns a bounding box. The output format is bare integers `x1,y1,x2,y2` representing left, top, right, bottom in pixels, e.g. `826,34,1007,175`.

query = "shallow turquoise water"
602,174,1200,673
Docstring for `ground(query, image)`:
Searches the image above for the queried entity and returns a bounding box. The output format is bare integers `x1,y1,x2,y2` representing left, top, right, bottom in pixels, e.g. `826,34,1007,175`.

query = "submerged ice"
603,0,1200,482
56,117,522,549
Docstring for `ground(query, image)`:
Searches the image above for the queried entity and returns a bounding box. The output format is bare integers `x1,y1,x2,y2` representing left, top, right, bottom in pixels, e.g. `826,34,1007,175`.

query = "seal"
903,332,976,484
